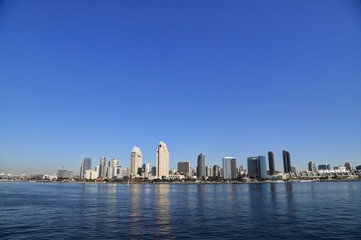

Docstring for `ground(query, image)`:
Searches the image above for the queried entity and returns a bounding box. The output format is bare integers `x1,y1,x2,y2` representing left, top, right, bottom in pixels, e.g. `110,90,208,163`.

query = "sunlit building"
197,153,206,179
222,157,237,179
156,141,169,179
130,146,142,178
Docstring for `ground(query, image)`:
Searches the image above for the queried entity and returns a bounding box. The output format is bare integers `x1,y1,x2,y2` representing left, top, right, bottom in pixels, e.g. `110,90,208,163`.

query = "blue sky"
1,0,360,174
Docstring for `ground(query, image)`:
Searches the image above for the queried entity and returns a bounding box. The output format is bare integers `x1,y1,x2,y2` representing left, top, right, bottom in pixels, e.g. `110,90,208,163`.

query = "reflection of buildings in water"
155,184,171,237
128,185,142,238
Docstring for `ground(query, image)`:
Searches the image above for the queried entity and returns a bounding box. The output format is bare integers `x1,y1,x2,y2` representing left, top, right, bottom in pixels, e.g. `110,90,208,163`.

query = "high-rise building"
107,159,119,179
345,162,354,171
151,166,157,176
177,161,191,177
99,156,107,179
143,163,151,177
222,157,237,179
239,165,244,172
318,164,330,171
268,150,275,175
95,165,100,178
213,165,220,177
291,166,297,173
80,158,92,179
130,146,142,178
206,166,213,177
156,141,169,179
282,150,291,173
197,153,206,179
308,161,317,172
247,156,267,180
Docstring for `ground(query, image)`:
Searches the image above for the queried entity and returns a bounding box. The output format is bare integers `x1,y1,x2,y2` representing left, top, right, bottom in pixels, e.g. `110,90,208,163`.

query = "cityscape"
1,141,360,182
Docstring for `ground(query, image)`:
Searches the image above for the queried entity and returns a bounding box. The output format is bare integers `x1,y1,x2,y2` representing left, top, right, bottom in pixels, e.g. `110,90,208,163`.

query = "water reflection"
155,185,171,237
128,185,142,238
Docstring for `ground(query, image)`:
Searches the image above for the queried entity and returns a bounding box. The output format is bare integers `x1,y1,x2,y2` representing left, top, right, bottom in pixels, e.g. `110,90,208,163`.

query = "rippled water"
1,182,361,239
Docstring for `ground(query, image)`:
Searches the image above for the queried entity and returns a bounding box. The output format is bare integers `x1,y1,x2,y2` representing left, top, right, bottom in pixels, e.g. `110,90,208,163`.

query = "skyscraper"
99,156,106,179
345,162,354,171
222,157,237,179
308,161,317,172
130,146,142,178
80,157,92,179
213,165,220,177
268,150,275,175
143,163,151,177
177,161,191,177
107,158,119,179
282,150,291,173
247,155,267,180
156,141,169,179
197,153,206,179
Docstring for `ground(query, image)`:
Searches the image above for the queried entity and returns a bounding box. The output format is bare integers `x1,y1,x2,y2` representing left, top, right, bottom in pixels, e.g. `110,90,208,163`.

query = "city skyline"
1,1,361,174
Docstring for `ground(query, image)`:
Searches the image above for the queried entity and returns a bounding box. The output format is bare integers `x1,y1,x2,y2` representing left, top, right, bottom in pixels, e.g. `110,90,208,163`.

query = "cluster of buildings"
50,141,361,182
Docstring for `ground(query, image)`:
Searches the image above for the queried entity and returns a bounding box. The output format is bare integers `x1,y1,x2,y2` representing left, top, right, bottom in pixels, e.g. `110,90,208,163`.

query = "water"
1,182,361,239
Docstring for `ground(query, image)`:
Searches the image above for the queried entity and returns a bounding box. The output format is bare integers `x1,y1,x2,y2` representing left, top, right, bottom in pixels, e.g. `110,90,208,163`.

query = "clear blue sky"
1,0,360,175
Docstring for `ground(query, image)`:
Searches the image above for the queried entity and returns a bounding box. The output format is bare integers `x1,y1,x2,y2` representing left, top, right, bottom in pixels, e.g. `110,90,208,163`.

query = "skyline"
1,0,361,174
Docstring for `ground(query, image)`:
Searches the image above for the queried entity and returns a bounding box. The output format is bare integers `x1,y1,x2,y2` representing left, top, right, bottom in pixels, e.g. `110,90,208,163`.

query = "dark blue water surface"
1,182,361,239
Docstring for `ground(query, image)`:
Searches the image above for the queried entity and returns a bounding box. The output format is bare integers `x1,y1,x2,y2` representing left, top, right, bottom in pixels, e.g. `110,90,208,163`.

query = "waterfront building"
57,169,73,179
143,163,151,177
247,156,267,180
318,164,330,171
334,166,346,172
213,165,220,177
291,166,297,173
282,150,291,173
107,159,119,179
222,157,237,179
156,141,169,179
308,161,317,172
95,165,100,178
80,158,92,179
121,168,129,178
239,165,244,172
84,169,97,180
177,161,191,177
268,150,275,175
345,162,354,171
130,146,143,178
116,166,123,179
151,166,156,176
206,166,213,177
197,153,206,179
99,156,107,179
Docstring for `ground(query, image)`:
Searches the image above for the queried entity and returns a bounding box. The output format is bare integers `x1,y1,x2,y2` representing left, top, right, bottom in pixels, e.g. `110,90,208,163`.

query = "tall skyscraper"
177,161,191,177
130,146,142,178
197,153,206,179
268,150,275,175
222,157,237,179
282,150,291,173
156,141,169,179
213,165,220,177
107,158,119,179
80,157,92,179
99,156,107,179
247,156,267,180
143,163,151,177
308,161,317,172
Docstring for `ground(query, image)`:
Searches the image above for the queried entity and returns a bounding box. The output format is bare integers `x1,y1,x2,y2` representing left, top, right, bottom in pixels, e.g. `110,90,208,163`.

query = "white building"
108,159,119,179
130,146,143,178
156,141,169,179
143,163,151,177
85,169,98,180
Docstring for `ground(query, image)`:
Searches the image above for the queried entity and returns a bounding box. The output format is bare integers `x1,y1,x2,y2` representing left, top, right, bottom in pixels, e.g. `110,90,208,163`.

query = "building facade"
99,156,107,179
222,157,237,179
308,161,317,172
107,159,119,179
247,155,267,180
130,146,143,178
80,157,92,179
177,161,191,177
84,169,97,180
268,150,275,175
197,153,206,179
156,141,169,179
282,150,291,173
